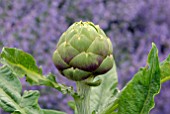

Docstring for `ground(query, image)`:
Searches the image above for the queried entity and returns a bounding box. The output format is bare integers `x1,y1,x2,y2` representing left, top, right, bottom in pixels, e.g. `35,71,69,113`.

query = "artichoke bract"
53,21,113,81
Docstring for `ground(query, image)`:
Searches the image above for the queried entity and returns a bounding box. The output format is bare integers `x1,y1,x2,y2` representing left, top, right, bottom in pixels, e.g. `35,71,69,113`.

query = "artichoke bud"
53,21,114,81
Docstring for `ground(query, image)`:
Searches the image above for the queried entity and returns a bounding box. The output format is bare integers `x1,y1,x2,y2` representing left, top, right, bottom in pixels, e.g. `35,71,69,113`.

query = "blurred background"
0,0,170,114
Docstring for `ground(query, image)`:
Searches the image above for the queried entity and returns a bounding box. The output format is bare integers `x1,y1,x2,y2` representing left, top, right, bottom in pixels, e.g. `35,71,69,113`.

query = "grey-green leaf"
160,54,170,83
0,47,78,97
0,66,22,113
90,59,119,113
0,66,43,114
118,43,161,114
0,66,66,114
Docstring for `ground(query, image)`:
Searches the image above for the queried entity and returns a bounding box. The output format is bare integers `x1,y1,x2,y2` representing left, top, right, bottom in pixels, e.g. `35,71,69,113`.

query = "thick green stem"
74,80,91,114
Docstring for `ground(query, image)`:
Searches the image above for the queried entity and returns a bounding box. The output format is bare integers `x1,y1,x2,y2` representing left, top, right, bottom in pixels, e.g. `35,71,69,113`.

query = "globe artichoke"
53,21,113,81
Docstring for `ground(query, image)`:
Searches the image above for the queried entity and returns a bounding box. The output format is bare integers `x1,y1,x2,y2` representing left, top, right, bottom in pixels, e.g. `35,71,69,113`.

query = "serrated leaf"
0,66,66,114
90,59,119,113
0,66,43,114
0,47,78,97
160,54,170,83
118,43,161,114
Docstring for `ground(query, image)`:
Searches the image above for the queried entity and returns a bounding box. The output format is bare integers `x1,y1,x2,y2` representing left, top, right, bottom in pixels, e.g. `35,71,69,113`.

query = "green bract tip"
53,21,114,81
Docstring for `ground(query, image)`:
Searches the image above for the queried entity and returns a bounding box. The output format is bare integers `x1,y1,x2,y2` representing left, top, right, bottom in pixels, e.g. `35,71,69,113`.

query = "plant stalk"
74,80,91,114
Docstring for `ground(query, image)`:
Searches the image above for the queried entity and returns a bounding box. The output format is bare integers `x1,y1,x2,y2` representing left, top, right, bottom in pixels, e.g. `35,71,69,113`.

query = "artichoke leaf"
0,66,66,114
0,47,78,97
90,59,119,113
117,43,161,114
160,54,170,83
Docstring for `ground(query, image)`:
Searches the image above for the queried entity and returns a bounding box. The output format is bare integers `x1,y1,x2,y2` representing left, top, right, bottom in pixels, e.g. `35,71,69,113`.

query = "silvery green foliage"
1,21,170,114
0,21,170,114
1,1,170,113
0,66,66,114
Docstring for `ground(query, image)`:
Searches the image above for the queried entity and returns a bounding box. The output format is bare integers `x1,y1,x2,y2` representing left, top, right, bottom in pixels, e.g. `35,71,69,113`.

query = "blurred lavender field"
0,0,170,114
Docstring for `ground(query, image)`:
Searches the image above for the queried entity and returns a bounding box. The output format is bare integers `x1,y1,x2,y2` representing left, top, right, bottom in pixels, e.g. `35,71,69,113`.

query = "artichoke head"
53,21,114,81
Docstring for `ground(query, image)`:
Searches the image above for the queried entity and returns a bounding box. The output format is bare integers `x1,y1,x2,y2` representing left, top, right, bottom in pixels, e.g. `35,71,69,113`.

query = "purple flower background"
0,0,170,114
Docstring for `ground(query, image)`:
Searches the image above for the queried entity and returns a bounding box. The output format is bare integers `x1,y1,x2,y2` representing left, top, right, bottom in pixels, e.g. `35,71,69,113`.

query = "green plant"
0,21,170,114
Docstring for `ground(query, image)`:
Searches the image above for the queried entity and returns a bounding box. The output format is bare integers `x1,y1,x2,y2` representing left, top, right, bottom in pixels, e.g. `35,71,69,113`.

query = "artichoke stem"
74,79,91,114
